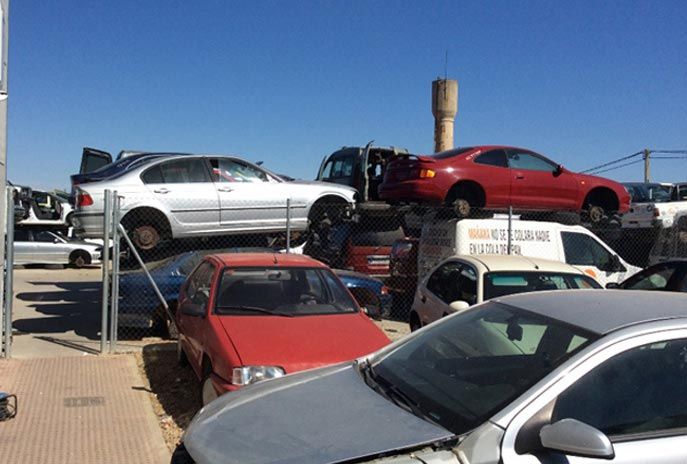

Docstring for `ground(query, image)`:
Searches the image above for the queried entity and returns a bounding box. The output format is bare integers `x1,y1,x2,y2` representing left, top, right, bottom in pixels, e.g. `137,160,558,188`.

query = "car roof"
209,253,328,268
454,254,585,274
494,289,687,335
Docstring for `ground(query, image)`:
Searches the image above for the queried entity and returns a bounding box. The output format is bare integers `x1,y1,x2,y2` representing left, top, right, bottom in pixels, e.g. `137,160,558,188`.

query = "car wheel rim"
453,199,470,217
202,377,218,406
74,256,85,267
589,206,604,223
133,225,160,250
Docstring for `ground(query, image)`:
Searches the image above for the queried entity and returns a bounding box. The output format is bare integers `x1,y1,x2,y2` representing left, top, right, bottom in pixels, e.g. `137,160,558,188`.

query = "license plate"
367,256,390,266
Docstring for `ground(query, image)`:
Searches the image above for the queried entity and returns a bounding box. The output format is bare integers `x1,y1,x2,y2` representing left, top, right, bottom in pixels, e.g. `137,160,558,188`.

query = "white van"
418,217,640,286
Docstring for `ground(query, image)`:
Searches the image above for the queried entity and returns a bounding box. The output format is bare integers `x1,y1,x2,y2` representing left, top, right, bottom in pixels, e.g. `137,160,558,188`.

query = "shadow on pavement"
139,343,201,433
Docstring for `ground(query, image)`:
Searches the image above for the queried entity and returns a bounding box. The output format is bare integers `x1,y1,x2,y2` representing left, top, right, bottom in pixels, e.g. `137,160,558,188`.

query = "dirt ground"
136,319,410,451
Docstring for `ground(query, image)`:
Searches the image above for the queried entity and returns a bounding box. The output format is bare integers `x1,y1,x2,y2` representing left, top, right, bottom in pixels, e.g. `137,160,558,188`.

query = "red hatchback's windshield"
214,267,359,316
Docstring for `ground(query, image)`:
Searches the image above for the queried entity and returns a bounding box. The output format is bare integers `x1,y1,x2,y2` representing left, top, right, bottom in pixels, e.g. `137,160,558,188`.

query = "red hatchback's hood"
218,313,390,374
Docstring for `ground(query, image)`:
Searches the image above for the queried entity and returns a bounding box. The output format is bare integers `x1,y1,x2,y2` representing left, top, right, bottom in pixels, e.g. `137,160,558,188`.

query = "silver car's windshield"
369,302,598,435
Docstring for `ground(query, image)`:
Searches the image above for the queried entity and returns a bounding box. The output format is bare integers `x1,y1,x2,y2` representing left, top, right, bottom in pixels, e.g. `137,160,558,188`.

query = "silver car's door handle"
153,188,170,194
217,186,234,192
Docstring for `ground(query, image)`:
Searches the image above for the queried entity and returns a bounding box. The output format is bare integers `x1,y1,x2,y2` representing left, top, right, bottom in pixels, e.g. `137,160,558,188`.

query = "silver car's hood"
184,363,453,464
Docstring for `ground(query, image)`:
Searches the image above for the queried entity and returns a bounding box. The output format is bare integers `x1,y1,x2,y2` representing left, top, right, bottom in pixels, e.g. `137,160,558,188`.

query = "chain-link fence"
96,194,687,347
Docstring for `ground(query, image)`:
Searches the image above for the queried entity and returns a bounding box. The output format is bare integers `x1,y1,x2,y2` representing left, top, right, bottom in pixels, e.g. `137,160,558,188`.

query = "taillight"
654,208,660,217
380,285,389,295
419,168,435,178
77,192,94,207
392,241,414,258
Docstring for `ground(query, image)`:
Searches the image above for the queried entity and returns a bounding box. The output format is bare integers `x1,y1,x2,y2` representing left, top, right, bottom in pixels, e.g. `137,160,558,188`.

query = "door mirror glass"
540,419,614,459
604,254,625,273
449,300,470,312
180,302,205,317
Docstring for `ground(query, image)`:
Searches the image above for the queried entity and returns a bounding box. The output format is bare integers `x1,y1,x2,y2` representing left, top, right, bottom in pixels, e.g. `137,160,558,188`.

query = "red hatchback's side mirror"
180,302,205,318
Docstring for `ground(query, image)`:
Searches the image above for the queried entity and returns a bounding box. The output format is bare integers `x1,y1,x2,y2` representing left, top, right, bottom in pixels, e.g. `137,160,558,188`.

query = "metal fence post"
100,190,111,354
3,186,14,358
109,192,121,353
285,198,291,253
507,205,513,255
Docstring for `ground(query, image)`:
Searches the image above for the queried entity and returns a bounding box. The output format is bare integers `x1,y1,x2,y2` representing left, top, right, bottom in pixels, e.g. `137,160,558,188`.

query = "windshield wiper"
216,305,295,317
360,361,442,427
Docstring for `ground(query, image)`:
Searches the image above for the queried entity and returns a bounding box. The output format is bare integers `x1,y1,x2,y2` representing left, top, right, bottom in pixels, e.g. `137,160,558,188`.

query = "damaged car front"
175,300,596,464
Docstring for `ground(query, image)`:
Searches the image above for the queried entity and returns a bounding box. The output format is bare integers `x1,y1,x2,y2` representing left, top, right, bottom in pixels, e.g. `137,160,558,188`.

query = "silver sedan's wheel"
201,375,218,406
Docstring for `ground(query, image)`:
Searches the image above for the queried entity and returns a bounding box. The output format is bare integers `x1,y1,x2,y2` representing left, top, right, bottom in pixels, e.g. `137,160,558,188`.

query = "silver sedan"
177,290,687,464
71,155,357,250
14,230,101,267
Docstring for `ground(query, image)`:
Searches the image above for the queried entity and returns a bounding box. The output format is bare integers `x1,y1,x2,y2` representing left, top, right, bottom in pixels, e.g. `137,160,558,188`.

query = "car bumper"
378,181,445,204
71,212,104,238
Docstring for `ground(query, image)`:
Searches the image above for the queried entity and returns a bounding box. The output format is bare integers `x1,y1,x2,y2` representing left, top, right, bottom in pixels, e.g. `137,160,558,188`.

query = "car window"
507,151,557,172
474,149,508,168
322,156,355,180
142,158,210,184
187,261,216,308
34,231,57,243
214,267,358,316
483,271,602,300
552,338,687,439
561,232,613,269
431,147,474,160
621,265,676,290
209,158,267,183
14,230,29,241
427,261,460,302
371,302,597,435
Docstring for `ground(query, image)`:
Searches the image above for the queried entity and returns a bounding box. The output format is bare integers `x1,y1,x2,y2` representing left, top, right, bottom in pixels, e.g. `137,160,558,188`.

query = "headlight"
231,366,285,386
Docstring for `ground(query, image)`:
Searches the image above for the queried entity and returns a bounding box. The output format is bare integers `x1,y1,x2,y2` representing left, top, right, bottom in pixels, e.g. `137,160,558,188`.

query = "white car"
71,154,357,251
409,254,602,331
13,187,74,227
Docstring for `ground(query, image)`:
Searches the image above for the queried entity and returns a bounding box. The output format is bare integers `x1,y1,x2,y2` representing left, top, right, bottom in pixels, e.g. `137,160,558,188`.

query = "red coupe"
175,253,390,405
378,146,630,222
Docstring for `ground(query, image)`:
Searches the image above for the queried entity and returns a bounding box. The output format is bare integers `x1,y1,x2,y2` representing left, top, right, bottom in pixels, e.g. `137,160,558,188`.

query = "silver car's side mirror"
540,419,614,459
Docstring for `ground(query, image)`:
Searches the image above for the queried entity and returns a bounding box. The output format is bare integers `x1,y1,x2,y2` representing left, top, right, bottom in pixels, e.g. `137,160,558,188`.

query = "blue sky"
8,1,687,190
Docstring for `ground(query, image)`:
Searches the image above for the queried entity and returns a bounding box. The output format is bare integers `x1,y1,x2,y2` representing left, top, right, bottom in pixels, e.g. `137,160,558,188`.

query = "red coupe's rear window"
431,147,474,160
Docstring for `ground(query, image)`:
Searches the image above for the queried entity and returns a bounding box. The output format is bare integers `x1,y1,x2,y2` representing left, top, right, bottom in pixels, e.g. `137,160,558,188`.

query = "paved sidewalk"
0,355,170,464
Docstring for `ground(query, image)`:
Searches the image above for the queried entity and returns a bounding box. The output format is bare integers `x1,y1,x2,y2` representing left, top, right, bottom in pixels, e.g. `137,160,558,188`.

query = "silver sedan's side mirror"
540,419,614,459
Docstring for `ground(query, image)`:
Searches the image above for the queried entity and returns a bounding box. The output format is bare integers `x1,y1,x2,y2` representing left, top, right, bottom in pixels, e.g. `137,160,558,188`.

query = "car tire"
131,223,162,251
451,198,471,219
171,443,195,464
70,250,90,268
201,372,218,406
177,338,189,367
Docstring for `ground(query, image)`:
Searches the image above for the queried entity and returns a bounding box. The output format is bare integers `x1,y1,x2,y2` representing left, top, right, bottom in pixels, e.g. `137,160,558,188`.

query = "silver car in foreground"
176,290,687,464
14,230,101,267
72,155,357,250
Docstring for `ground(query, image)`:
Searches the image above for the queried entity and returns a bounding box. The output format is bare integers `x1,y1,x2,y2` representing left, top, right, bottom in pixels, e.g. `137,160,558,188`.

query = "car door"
12,229,31,264
31,231,69,264
507,149,579,210
560,231,628,286
502,333,687,464
80,147,112,174
177,261,217,371
207,157,296,231
141,157,219,235
469,149,511,207
415,260,477,326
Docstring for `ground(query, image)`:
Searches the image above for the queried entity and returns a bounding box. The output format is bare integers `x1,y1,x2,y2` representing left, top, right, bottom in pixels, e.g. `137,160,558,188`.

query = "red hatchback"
379,146,630,222
175,253,390,405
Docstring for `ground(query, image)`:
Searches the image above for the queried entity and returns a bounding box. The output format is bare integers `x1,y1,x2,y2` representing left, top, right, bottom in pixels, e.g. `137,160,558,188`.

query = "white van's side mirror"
449,301,470,312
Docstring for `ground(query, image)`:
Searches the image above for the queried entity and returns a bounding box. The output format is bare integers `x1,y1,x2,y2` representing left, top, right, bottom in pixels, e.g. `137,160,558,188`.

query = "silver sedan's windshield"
369,302,598,435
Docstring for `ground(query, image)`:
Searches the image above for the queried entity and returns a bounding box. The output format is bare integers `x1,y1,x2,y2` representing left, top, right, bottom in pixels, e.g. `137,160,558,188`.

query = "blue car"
118,249,391,336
